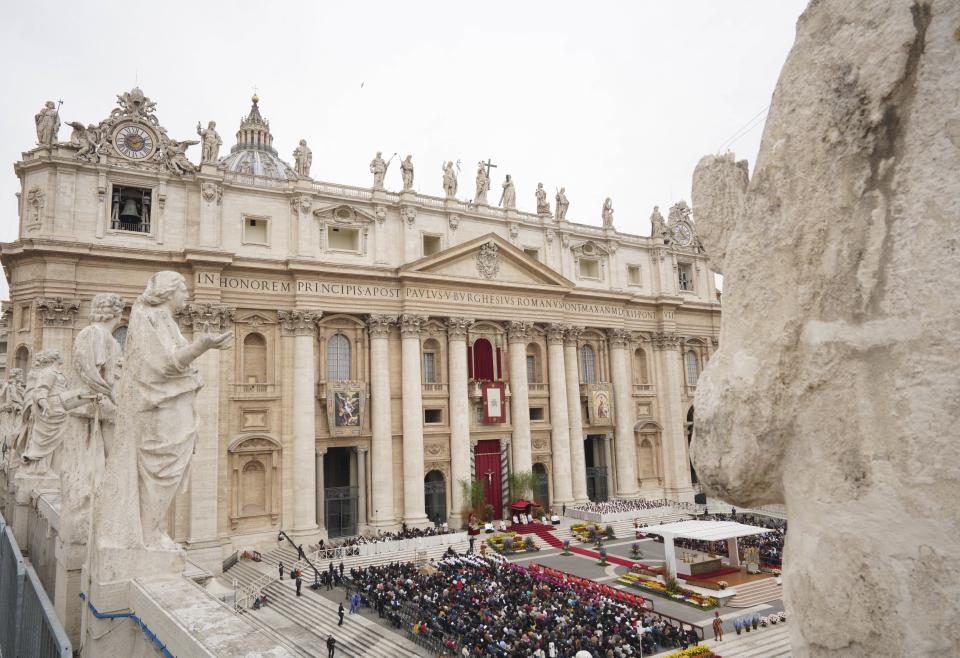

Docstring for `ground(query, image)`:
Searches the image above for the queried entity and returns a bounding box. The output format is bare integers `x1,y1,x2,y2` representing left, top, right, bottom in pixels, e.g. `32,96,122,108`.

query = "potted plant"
598,548,608,566
631,542,642,558
605,524,616,539
502,536,514,554
524,536,537,552
562,539,571,556
751,614,760,630
733,618,743,635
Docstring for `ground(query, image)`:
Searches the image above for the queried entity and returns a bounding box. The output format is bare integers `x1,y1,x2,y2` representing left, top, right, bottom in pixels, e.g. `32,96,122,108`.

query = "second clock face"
114,124,156,160
672,222,693,247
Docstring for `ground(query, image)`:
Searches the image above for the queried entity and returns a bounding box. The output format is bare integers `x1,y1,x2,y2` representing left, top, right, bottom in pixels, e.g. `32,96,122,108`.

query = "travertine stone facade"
2,88,719,570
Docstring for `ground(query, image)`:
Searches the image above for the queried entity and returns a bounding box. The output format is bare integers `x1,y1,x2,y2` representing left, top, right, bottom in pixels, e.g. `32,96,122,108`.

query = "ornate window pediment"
570,240,611,257
312,203,376,225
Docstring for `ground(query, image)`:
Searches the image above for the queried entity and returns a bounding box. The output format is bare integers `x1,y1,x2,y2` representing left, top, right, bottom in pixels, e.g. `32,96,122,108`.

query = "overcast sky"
0,0,808,299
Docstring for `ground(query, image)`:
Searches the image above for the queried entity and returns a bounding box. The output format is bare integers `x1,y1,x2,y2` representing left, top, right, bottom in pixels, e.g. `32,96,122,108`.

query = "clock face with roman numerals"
671,221,694,247
113,123,156,160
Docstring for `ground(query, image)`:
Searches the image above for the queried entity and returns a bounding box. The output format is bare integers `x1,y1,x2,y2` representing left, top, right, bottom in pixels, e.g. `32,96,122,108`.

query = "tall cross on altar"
482,158,498,180
484,468,496,486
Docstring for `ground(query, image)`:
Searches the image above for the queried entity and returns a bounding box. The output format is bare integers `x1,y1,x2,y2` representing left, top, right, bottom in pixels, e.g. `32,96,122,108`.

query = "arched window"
422,338,441,384
525,344,541,384
685,350,700,386
634,347,649,385
112,326,128,351
241,460,267,516
580,344,596,384
327,334,351,381
14,346,30,374
472,338,494,380
243,333,267,384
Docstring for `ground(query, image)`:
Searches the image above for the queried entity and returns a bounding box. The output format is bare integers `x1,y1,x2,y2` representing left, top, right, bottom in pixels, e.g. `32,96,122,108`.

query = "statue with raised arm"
442,161,458,198
555,187,569,221
95,272,231,551
500,175,516,210
60,293,125,547
475,162,490,205
293,139,313,178
370,151,388,189
400,154,414,191
649,206,668,242
16,350,70,477
535,182,550,216
35,101,60,147
196,120,222,164
163,139,197,176
601,197,614,228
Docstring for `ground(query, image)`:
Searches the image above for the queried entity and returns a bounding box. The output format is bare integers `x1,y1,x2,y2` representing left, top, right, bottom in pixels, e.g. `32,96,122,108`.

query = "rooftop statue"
293,139,313,178
35,100,60,147
400,154,414,191
555,187,569,221
196,120,222,164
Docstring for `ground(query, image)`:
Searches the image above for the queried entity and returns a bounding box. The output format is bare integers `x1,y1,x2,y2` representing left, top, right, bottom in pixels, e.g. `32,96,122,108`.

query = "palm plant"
508,470,537,502
459,478,486,522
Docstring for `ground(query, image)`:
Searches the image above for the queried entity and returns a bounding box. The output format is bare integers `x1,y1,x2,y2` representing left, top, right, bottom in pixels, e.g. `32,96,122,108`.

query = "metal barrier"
0,512,72,658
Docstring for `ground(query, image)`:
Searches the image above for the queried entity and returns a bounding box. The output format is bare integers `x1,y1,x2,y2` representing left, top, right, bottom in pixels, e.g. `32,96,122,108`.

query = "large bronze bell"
119,198,140,222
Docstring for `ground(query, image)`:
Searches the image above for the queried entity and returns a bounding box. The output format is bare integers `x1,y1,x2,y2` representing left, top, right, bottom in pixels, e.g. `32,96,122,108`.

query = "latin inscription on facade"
196,273,668,320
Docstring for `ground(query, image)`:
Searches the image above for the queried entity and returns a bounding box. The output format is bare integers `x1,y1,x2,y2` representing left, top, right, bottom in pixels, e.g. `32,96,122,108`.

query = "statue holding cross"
475,159,496,205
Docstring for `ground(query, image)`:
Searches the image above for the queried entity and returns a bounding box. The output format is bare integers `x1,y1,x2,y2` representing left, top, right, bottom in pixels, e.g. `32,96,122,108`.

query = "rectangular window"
526,355,536,384
579,258,600,279
424,408,443,424
523,248,540,261
422,234,442,256
110,185,152,233
628,265,642,285
243,216,269,245
18,305,30,330
529,407,545,421
423,352,436,384
678,263,694,291
476,406,485,424
328,226,360,251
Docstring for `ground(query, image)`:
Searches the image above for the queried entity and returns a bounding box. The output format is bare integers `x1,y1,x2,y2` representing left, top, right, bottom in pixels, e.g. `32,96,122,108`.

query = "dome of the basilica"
218,95,298,180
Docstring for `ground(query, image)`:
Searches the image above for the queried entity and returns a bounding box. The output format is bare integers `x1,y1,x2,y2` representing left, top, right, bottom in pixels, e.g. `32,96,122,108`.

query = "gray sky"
0,0,808,299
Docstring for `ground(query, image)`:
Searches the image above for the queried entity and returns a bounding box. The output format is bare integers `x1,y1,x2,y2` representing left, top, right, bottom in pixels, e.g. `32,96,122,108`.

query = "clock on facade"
671,222,694,247
113,124,156,160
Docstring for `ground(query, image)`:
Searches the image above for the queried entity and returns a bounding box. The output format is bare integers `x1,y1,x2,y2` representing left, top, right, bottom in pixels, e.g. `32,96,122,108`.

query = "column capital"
316,447,327,457
563,325,584,346
279,309,322,336
546,323,567,345
177,302,236,333
399,314,427,338
35,296,81,327
606,328,632,348
366,314,396,338
506,320,533,344
651,331,681,351
445,317,474,340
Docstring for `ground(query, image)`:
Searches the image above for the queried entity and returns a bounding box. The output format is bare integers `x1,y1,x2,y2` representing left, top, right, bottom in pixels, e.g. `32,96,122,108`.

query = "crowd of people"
570,498,674,515
669,513,787,566
307,524,453,556
345,553,703,657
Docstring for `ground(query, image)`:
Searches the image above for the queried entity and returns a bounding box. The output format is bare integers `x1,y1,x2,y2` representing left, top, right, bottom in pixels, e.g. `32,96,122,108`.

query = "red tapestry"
481,382,506,423
472,338,493,380
474,440,502,519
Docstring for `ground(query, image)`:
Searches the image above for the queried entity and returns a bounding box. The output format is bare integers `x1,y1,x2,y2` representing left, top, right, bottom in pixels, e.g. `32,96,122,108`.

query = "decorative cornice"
445,317,474,340
365,314,396,338
177,303,236,332
546,323,567,345
506,320,533,344
399,314,427,338
278,309,321,335
35,297,80,327
563,325,584,346
651,331,681,350
606,328,632,348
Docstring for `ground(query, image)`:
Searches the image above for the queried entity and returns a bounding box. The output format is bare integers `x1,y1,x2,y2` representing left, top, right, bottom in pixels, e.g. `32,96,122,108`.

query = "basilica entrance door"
584,435,609,502
424,470,447,525
324,447,358,538
474,440,502,520
532,463,550,511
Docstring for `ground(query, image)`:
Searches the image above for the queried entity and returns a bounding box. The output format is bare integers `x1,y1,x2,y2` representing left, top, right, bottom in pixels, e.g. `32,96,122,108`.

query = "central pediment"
399,233,573,288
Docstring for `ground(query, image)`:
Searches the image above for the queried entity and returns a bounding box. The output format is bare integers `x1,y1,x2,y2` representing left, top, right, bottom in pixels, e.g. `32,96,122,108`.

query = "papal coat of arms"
475,242,499,279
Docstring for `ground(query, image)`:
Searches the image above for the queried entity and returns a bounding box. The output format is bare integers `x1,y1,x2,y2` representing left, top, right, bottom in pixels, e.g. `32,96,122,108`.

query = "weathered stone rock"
690,1,959,656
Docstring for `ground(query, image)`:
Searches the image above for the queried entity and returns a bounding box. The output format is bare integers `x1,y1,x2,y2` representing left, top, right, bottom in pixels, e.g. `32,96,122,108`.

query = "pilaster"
546,324,573,504
608,328,640,498
399,314,429,526
366,315,397,528
446,317,473,527
563,326,589,503
507,321,533,476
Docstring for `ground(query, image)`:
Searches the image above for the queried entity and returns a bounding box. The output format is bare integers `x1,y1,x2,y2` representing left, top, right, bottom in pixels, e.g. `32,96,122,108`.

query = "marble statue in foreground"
17,349,70,476
689,1,959,656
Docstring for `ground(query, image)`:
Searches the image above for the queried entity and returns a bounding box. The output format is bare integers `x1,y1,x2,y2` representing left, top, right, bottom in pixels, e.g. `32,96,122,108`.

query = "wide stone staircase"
221,538,470,657
704,622,791,657
726,578,783,608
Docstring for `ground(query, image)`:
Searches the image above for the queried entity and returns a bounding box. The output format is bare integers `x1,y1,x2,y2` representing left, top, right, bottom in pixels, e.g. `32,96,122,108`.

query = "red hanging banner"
481,382,506,424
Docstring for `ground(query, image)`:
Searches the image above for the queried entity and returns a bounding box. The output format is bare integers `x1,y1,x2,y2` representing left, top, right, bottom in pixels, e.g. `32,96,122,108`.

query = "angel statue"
66,122,102,161
163,139,198,176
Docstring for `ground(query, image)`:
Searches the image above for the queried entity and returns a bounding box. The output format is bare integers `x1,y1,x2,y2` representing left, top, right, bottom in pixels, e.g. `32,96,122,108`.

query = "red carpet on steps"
513,525,639,569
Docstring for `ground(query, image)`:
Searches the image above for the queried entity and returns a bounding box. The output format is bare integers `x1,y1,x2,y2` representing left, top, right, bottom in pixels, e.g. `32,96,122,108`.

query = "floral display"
662,644,715,658
570,522,611,542
618,571,719,609
485,531,539,554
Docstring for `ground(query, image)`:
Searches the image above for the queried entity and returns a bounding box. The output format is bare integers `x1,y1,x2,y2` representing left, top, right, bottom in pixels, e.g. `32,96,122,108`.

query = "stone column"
563,326,589,503
652,332,692,499
727,537,741,568
366,315,396,528
507,321,533,476
546,324,573,505
280,309,322,537
177,303,235,568
355,447,367,529
400,314,429,526
609,328,640,498
603,435,616,496
446,317,474,528
316,448,326,532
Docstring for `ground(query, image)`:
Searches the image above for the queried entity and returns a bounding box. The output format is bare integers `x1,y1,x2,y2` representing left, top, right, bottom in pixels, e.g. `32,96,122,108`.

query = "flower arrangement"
662,644,715,658
598,548,608,566
751,614,760,630
733,617,743,635
523,536,539,552
630,542,643,558
562,539,571,556
570,522,609,543
486,531,524,554
617,572,719,609
716,580,729,590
